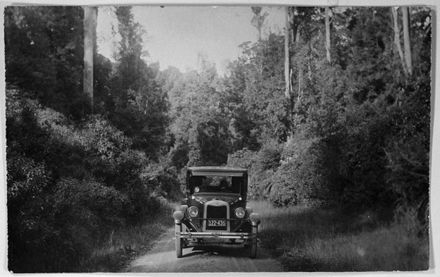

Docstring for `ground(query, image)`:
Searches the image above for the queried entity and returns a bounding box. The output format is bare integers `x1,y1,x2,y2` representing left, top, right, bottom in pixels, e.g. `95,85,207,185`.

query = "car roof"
188,166,247,173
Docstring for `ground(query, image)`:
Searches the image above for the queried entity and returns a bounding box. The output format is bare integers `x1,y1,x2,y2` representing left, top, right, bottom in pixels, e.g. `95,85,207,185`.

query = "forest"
5,5,431,272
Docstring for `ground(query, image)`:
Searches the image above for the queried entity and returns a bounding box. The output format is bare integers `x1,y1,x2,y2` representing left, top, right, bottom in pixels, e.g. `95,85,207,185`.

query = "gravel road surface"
125,227,283,272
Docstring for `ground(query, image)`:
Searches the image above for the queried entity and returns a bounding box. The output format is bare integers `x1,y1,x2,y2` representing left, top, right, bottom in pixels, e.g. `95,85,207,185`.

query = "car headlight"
188,206,199,217
250,212,261,225
235,207,245,218
173,210,184,221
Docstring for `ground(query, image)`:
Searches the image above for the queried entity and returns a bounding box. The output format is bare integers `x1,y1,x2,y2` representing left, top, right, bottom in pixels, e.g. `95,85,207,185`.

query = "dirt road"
125,227,283,272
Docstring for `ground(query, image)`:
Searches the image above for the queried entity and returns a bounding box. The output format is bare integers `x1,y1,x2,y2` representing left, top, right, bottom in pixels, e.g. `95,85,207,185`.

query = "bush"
141,160,183,201
80,115,133,165
385,134,429,206
52,178,128,230
7,155,53,272
338,110,391,208
228,139,321,203
227,148,256,169
227,146,278,200
6,91,169,271
268,134,327,207
7,155,50,204
255,140,282,171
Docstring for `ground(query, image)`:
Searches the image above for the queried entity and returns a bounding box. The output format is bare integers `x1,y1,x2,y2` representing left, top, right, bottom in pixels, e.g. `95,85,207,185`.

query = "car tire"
249,237,257,258
250,225,258,258
175,223,183,258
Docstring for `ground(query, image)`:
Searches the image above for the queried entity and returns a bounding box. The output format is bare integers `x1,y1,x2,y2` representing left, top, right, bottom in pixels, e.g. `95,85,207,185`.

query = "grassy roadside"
249,201,429,271
79,201,175,272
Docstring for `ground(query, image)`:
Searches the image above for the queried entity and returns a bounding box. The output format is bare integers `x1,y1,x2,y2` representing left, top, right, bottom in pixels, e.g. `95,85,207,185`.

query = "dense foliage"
225,7,431,215
5,6,87,118
6,6,177,272
5,5,431,272
162,7,430,216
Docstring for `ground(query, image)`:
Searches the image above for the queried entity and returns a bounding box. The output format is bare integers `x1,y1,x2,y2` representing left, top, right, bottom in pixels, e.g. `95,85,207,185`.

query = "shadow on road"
187,245,252,258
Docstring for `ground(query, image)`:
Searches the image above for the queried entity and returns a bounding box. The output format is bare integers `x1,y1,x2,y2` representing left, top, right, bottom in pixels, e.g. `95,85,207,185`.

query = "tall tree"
402,7,413,75
110,6,169,159
392,7,410,76
83,6,97,112
325,7,331,63
284,6,291,99
251,6,268,41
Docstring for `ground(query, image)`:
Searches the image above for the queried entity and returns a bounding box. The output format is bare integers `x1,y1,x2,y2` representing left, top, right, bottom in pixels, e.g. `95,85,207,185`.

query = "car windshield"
189,175,242,194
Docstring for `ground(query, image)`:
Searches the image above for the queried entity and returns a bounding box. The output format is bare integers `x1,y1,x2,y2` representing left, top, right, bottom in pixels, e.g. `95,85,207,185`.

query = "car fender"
179,204,188,212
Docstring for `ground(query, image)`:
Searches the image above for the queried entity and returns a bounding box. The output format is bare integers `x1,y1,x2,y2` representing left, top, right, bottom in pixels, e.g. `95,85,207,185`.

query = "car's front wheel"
249,237,257,258
249,225,258,258
175,223,183,258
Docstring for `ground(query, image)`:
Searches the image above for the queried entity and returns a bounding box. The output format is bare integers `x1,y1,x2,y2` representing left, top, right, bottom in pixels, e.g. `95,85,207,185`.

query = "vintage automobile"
172,166,260,258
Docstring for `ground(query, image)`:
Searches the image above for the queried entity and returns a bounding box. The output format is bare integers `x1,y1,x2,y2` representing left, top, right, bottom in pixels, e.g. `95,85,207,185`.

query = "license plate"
207,219,226,227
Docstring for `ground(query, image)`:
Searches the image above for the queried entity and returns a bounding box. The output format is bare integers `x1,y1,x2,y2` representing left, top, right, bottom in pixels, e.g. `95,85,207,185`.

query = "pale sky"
96,6,285,75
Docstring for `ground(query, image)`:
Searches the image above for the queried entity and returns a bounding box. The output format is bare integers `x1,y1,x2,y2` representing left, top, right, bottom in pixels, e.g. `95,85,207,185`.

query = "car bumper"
180,231,255,240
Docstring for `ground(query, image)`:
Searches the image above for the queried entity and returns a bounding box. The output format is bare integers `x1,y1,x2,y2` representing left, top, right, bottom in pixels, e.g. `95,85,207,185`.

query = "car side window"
231,177,242,194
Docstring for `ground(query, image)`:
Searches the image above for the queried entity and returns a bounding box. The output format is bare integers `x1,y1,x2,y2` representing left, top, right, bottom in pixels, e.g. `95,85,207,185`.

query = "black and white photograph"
3,2,434,273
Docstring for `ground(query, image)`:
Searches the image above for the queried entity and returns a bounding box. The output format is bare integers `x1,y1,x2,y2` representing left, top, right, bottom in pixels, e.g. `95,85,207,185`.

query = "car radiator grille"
205,205,228,230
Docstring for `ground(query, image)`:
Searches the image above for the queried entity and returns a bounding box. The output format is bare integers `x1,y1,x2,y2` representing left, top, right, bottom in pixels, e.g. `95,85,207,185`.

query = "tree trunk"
391,7,408,76
290,7,296,45
297,69,303,105
284,6,290,99
290,7,295,91
296,29,302,105
325,7,331,63
402,7,412,75
83,6,97,112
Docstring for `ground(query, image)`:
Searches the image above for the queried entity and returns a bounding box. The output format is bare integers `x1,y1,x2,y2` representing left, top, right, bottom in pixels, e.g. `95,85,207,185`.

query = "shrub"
168,140,189,169
255,140,282,171
227,148,256,169
384,84,430,222
268,135,327,206
141,160,182,201
52,178,128,230
334,104,394,209
7,155,53,271
6,91,168,271
227,146,278,200
80,116,132,164
7,155,50,204
385,134,429,206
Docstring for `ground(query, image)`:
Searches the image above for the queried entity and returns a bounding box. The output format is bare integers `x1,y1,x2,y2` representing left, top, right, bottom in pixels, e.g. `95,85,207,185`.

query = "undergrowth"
79,201,174,272
249,201,429,271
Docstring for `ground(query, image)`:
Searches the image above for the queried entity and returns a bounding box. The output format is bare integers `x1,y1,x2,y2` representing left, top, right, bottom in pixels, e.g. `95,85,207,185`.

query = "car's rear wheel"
175,223,183,258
